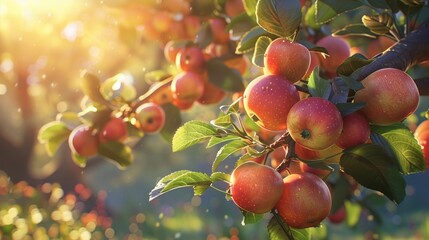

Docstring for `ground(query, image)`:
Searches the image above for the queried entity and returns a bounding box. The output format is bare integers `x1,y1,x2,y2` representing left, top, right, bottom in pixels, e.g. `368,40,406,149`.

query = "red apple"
414,120,429,139
303,51,321,79
230,161,284,214
415,129,429,168
328,205,346,224
136,103,166,133
316,36,350,74
299,162,330,178
99,117,128,142
264,38,311,83
209,18,230,44
287,97,343,150
336,112,370,149
175,45,205,73
224,0,245,17
243,75,300,131
68,125,99,157
171,71,205,103
354,68,419,126
197,79,225,105
183,15,201,40
148,83,174,105
172,97,194,110
275,172,332,228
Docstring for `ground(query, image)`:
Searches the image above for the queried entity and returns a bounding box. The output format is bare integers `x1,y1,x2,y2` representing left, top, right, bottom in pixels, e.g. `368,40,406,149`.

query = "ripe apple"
287,97,343,150
414,120,429,139
299,162,330,178
243,74,300,131
99,117,128,142
224,55,249,75
172,97,194,110
148,82,174,105
264,38,310,83
224,0,245,17
197,79,225,105
328,205,346,224
230,161,284,214
275,172,332,228
183,15,202,40
354,68,419,126
175,45,206,73
316,36,350,74
68,125,99,157
135,103,166,133
415,129,429,168
336,112,370,149
171,71,205,103
303,51,321,79
208,18,230,44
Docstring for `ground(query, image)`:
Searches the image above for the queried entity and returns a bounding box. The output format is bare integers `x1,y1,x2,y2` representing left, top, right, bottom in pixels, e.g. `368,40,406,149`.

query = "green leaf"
220,96,242,114
38,121,71,156
252,36,271,67
241,211,263,225
337,54,373,76
195,22,213,49
212,140,249,172
328,77,350,104
144,70,172,84
210,172,231,182
206,58,245,92
335,102,366,116
340,144,406,204
364,0,392,9
172,120,218,152
340,74,364,91
331,175,353,214
256,0,302,38
162,172,212,195
71,152,87,168
210,112,232,128
101,73,137,102
344,200,361,227
78,107,112,128
98,141,133,169
315,0,363,24
362,13,397,36
156,170,192,185
333,24,378,38
268,217,311,240
207,135,241,148
243,0,258,20
371,123,426,174
299,41,329,55
307,67,331,99
160,103,182,142
80,71,107,104
236,26,275,54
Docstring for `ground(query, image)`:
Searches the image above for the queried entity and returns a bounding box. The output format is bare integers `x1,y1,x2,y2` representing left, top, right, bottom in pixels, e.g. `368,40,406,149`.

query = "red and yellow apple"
316,36,350,74
68,125,99,157
99,117,128,142
136,103,166,133
336,112,370,149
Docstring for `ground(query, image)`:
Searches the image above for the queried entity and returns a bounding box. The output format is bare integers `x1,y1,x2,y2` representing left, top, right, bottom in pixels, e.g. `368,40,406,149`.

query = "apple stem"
210,185,231,196
295,84,310,94
271,210,295,240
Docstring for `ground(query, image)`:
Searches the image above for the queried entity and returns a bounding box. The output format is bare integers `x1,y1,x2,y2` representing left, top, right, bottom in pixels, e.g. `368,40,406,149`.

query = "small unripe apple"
287,97,343,150
230,162,284,214
99,117,128,142
68,125,99,157
336,112,370,149
354,68,419,126
328,205,346,224
264,38,310,83
316,36,350,74
175,46,205,73
243,75,300,131
208,18,230,44
136,103,166,133
171,71,205,103
275,172,332,228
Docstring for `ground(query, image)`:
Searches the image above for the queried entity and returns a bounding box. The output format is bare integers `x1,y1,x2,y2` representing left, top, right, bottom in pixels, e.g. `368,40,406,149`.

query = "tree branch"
415,77,429,95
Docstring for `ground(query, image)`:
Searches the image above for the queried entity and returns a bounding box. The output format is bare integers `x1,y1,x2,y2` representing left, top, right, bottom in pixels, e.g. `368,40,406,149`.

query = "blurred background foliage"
0,0,429,239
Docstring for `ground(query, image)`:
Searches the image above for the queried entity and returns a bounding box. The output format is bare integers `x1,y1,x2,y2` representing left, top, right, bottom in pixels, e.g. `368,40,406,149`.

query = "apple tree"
38,0,429,239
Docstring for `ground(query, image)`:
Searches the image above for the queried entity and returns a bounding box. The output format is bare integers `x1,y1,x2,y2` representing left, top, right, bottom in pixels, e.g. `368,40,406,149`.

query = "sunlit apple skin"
336,112,370,149
354,68,419,126
230,162,284,214
136,103,166,133
175,46,205,73
415,130,429,168
287,97,343,150
316,36,350,74
171,71,205,103
209,18,230,44
243,75,300,131
197,79,225,105
148,83,174,105
99,117,128,142
275,172,332,228
415,120,429,139
264,38,310,83
328,205,346,224
68,125,99,157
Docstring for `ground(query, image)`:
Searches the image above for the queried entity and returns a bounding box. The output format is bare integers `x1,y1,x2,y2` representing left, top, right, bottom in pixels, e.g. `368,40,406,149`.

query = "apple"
148,82,174,105
99,117,128,142
171,71,205,103
183,15,202,40
68,125,99,157
414,120,429,139
303,52,321,79
316,36,350,74
287,97,343,150
224,0,245,17
209,18,230,44
243,74,300,131
415,129,429,168
197,79,225,105
230,161,284,214
299,162,330,178
275,172,332,228
264,38,310,83
354,68,419,126
172,97,194,110
152,11,172,33
136,103,166,133
164,40,183,63
328,205,346,224
175,45,206,73
336,112,370,149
